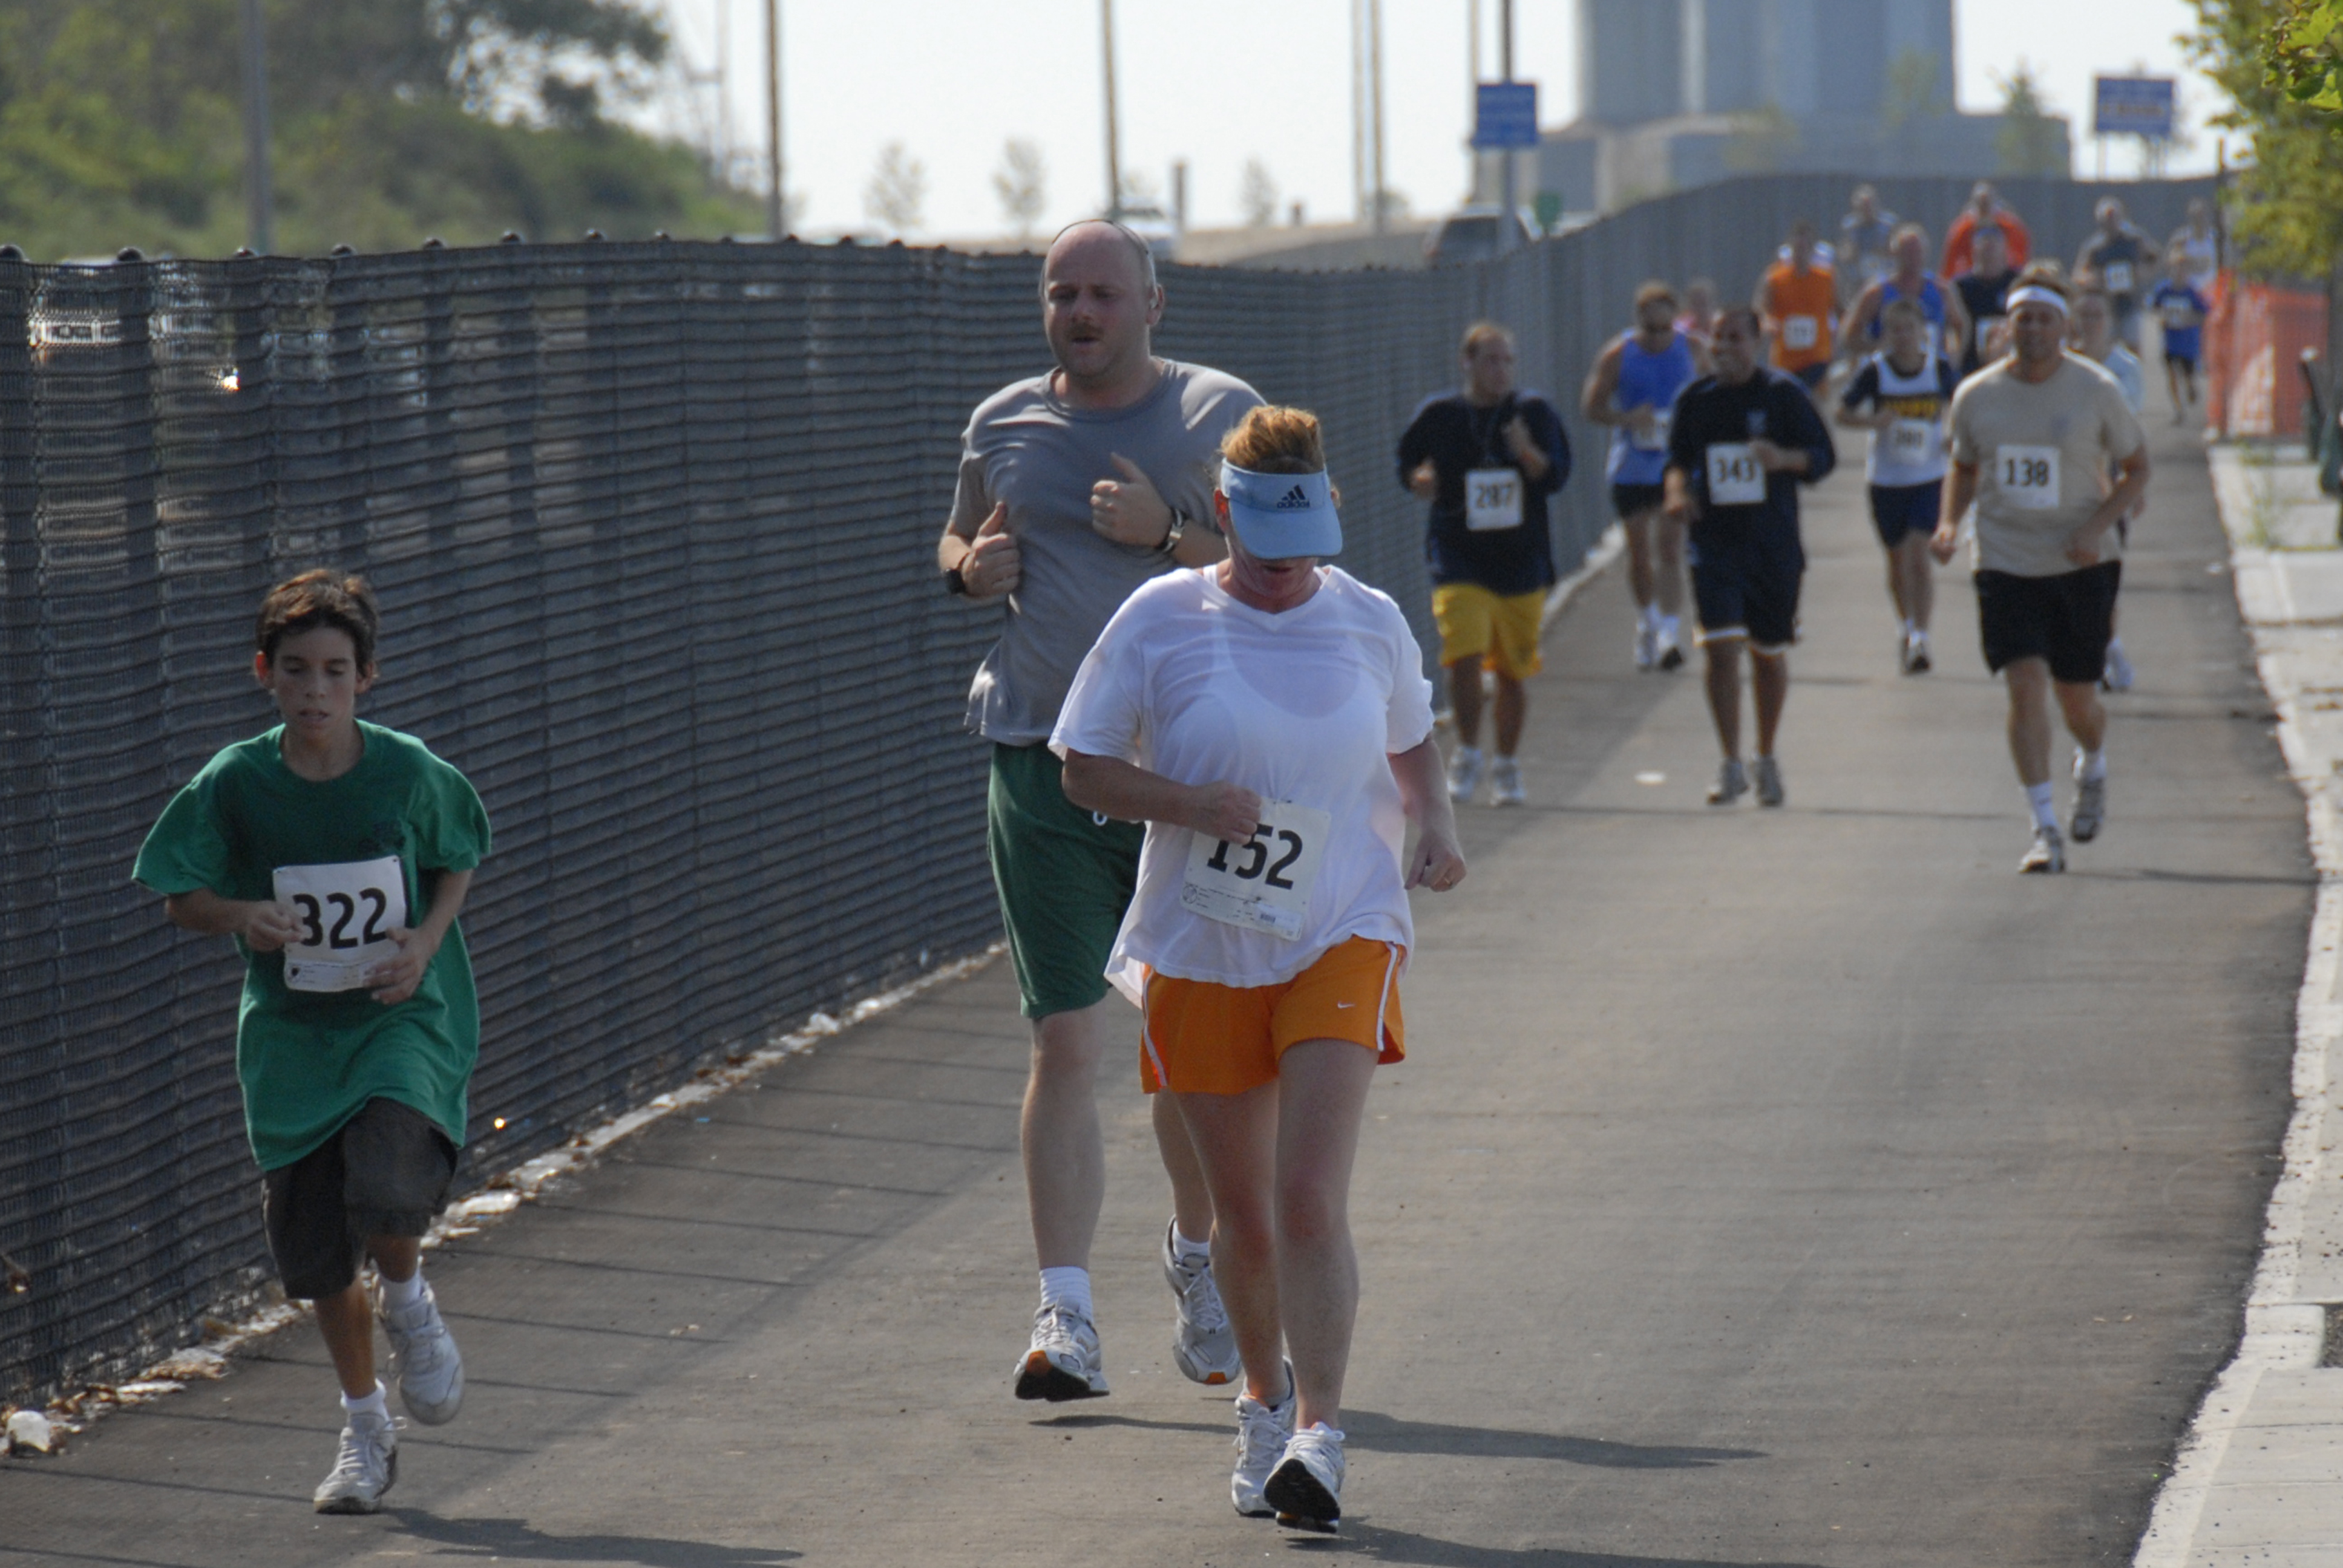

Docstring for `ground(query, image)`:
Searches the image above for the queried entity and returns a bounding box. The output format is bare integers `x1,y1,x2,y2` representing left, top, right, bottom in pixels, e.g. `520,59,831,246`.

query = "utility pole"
1101,0,1123,217
1468,0,1483,203
238,0,273,254
1352,0,1367,224
765,0,784,238
1496,0,1516,255
1369,0,1387,234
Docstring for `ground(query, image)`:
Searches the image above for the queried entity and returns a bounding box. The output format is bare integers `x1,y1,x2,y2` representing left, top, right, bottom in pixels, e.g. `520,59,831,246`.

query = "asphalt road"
0,389,2310,1567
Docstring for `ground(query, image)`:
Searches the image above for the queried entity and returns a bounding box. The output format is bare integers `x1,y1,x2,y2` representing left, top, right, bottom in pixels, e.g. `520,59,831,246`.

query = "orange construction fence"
2205,273,2330,439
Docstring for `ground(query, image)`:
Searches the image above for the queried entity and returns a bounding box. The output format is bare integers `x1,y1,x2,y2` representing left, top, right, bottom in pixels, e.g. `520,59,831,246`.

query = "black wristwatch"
944,566,969,596
1159,507,1188,558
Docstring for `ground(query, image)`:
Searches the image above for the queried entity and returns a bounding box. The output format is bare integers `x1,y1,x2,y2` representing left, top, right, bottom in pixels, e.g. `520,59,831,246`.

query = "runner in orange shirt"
1755,220,1837,394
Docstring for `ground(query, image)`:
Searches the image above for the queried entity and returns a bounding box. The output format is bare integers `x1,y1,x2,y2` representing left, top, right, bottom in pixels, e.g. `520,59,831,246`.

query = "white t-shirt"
1947,354,2146,578
1050,565,1437,996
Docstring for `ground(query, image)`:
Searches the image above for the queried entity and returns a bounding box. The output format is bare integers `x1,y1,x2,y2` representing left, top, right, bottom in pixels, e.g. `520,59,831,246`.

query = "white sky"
643,0,2223,239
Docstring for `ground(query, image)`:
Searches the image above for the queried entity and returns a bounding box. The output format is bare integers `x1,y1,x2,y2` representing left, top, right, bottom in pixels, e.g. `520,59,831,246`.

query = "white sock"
2107,634,2127,658
2079,748,2108,783
1659,613,1680,639
1899,617,1914,638
342,1382,389,1422
1170,1223,1211,1261
378,1270,424,1311
1640,603,1660,630
2027,782,2058,830
1039,1266,1093,1319
1454,743,1483,765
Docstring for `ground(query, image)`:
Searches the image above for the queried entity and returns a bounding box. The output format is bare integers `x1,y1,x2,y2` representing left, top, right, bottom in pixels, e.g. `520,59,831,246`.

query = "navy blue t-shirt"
1394,390,1573,596
1663,367,1837,548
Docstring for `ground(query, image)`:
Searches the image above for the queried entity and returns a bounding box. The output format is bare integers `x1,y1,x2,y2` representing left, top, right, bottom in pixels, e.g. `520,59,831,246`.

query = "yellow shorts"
1432,583,1545,679
1139,938,1405,1097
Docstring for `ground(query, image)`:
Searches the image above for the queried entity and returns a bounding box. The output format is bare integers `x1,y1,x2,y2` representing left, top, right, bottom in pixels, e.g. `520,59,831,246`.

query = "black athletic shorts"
1611,482,1666,520
1974,562,2122,685
1689,526,1804,652
2164,352,2198,373
1791,362,1830,393
263,1097,457,1299
1867,480,1942,547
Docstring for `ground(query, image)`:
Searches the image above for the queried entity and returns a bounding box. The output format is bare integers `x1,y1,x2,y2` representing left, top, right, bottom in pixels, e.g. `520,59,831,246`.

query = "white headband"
2005,286,2068,316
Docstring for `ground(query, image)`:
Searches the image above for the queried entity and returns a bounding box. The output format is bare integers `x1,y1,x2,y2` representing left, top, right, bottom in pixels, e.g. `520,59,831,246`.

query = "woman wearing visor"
1052,405,1466,1533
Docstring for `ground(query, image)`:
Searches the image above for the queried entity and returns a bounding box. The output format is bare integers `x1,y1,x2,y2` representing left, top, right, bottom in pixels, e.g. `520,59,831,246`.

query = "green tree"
0,0,759,259
1725,104,1798,174
2188,0,2343,278
1993,64,2068,177
1880,49,1950,137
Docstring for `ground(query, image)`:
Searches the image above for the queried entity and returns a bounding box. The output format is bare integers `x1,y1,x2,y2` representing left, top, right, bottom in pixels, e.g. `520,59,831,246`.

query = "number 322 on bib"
1181,802,1332,941
274,855,408,992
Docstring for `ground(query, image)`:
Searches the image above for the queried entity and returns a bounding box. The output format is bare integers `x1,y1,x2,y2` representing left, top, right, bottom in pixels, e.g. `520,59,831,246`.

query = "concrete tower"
1578,0,1683,125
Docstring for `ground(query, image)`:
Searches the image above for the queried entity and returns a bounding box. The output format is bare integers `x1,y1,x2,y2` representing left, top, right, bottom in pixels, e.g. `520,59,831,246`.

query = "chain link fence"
1,172,2214,1403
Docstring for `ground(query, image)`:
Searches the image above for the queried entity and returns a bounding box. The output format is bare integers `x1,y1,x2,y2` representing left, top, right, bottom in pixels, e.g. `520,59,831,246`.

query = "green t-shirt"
132,721,491,1169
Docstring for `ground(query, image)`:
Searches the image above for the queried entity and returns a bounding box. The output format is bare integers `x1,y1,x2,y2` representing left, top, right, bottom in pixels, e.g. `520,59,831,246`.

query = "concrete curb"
1542,522,1627,635
2133,446,2343,1568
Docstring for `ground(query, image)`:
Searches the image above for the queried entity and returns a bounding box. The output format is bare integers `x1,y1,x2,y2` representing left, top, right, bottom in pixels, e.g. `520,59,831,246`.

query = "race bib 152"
274,855,407,992
1181,802,1332,941
1995,444,2062,511
1705,443,1766,506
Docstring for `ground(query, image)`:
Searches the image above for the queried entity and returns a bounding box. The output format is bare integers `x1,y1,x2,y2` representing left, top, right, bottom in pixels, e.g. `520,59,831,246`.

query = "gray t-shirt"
1948,354,2146,578
949,360,1263,745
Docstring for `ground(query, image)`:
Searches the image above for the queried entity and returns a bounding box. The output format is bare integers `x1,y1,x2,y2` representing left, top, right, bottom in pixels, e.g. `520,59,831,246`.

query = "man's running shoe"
378,1276,464,1425
1752,756,1784,808
1489,756,1525,807
1014,1302,1109,1402
1446,745,1484,805
1904,631,1932,675
2019,825,2066,875
1161,1221,1239,1387
2071,768,2107,844
2103,642,2136,691
1634,623,1658,671
1706,758,1748,806
1656,618,1686,672
312,1409,398,1514
1230,1365,1297,1518
1267,1422,1347,1534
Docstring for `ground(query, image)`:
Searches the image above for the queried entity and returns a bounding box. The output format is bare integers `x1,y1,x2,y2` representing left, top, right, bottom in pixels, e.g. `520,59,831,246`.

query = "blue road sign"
2094,76,2175,139
1473,82,1540,150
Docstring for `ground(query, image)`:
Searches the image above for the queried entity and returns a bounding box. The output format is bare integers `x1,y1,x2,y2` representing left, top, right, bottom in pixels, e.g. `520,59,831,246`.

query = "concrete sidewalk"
2136,441,2343,1568
0,393,2312,1567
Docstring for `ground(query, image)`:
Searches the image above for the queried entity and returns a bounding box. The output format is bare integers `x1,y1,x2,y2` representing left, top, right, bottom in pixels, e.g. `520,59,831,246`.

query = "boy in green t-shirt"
134,570,491,1514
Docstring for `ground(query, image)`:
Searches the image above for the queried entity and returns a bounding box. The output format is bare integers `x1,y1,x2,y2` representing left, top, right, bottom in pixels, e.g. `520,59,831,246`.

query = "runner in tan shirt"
1932,269,2149,874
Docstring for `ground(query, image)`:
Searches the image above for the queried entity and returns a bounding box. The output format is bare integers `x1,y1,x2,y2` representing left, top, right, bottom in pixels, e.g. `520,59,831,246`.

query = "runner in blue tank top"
1582,280,1709,671
1841,223,1970,369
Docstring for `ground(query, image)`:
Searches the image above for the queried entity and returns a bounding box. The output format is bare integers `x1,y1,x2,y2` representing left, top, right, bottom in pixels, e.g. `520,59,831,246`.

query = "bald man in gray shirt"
937,220,1262,1404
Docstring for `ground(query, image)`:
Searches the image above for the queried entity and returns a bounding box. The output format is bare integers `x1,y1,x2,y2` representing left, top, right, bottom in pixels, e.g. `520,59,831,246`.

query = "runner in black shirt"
1663,307,1837,809
1955,223,2019,376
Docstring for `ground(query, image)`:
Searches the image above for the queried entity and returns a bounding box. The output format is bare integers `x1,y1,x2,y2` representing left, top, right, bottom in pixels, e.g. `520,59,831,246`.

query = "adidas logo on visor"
1274,484,1312,511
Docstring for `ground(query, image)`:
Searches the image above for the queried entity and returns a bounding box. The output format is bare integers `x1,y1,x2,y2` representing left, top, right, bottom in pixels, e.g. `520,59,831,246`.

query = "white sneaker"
1752,755,1784,808
1634,622,1658,671
312,1409,399,1514
1446,745,1484,805
1656,618,1686,671
2020,824,2066,874
1161,1223,1239,1387
2103,642,2135,691
1014,1302,1109,1402
1489,756,1525,807
2071,754,2107,844
1904,630,1932,675
1267,1422,1346,1534
1230,1365,1297,1518
1706,758,1748,806
378,1277,464,1426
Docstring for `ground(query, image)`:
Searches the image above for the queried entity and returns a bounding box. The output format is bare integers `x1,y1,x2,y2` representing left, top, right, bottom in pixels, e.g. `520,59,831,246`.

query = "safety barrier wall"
0,172,2217,1403
2204,278,2330,440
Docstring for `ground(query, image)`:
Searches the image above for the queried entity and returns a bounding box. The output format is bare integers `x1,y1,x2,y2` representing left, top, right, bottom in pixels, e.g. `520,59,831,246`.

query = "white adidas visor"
1219,462,1343,559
